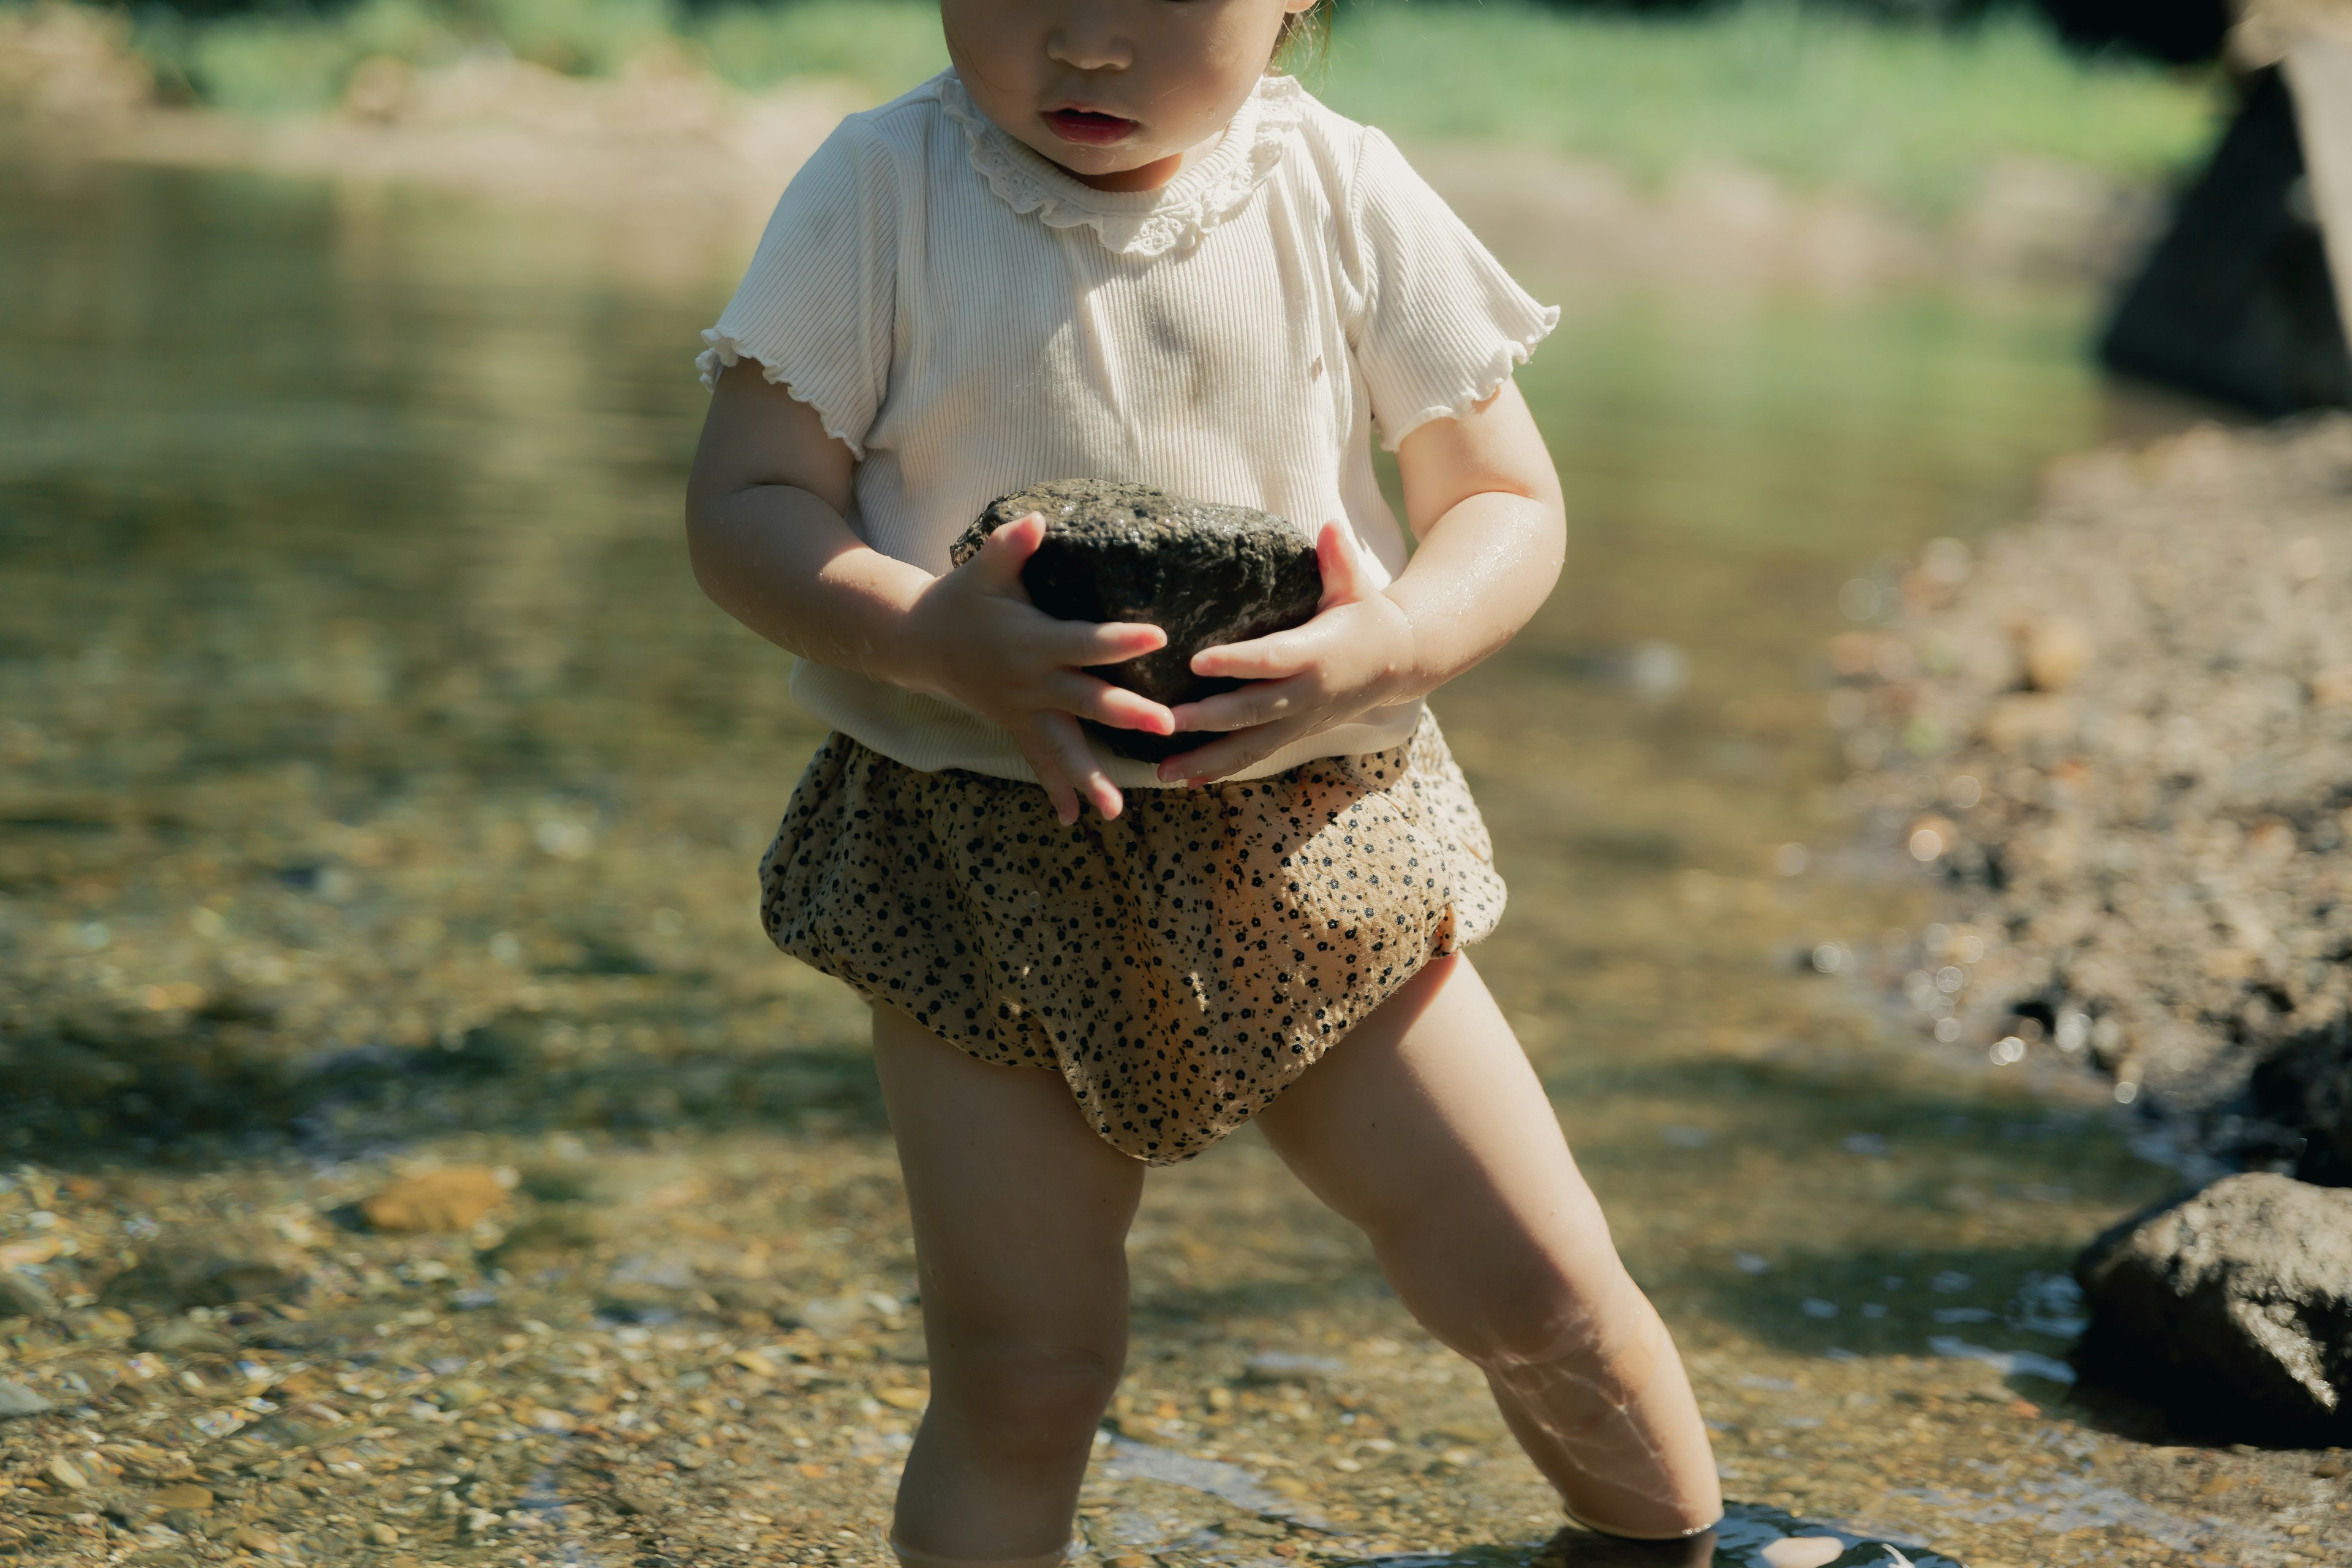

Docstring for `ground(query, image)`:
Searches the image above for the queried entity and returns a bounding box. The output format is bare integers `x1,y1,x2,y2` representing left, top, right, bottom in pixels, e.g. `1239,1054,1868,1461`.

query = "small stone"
46,1455,88,1490
133,1320,239,1356
229,1525,282,1554
0,1378,51,1419
951,480,1323,763
1758,1540,1847,1568
432,1378,491,1410
1242,1351,1344,1384
2312,664,2352,707
796,1292,873,1336
148,1483,213,1511
2016,616,2092,692
875,1385,925,1411
110,1444,195,1482
367,1521,401,1545
0,1269,59,1317
361,1166,509,1233
728,1348,778,1378
610,1490,657,1517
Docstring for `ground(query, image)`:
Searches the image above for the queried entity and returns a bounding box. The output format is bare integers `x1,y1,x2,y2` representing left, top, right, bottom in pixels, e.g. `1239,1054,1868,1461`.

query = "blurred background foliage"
18,0,2222,221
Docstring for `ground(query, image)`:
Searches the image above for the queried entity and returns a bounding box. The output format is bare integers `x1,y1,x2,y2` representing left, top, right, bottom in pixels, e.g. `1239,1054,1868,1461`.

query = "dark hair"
1272,0,1330,72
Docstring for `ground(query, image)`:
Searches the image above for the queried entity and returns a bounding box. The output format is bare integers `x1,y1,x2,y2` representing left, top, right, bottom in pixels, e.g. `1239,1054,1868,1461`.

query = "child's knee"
930,1340,1122,1455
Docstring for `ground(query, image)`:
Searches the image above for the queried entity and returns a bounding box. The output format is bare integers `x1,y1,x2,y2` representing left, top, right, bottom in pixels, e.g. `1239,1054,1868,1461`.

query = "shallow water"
2,153,2336,1565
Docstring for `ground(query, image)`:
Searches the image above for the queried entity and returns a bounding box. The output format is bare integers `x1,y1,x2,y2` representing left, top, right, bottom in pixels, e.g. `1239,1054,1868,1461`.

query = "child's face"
941,0,1313,190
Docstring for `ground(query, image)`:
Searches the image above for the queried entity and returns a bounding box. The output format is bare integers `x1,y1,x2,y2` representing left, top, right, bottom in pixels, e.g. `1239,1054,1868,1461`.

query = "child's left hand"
1156,522,1417,785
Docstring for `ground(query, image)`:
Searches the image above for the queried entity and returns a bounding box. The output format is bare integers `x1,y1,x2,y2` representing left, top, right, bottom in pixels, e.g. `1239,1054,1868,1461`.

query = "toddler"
685,0,1722,1561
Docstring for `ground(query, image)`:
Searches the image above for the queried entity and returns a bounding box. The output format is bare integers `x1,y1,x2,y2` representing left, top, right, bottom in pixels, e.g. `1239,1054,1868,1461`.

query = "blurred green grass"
120,0,951,115
1314,1,2219,219
87,0,2217,219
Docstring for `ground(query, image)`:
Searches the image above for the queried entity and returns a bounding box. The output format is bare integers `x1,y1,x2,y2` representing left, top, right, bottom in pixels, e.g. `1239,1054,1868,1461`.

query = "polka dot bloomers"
758,715,1506,1164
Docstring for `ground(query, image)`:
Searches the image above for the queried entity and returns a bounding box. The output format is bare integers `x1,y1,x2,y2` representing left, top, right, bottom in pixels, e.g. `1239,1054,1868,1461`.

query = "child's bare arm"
684,366,1175,823
1158,378,1565,783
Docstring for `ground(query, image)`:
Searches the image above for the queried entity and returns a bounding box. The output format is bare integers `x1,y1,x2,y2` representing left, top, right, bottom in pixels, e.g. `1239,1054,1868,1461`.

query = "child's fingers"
1046,672,1175,736
1313,520,1378,608
1166,674,1308,735
968,512,1046,595
1189,625,1317,682
1046,617,1167,666
1011,727,1083,826
1034,711,1123,820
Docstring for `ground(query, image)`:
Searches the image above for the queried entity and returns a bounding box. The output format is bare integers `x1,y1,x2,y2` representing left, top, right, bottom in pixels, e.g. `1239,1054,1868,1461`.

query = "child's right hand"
903,511,1174,825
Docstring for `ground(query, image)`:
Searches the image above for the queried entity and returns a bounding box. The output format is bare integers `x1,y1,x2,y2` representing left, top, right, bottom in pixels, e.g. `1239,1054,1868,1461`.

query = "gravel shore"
1830,415,2352,1167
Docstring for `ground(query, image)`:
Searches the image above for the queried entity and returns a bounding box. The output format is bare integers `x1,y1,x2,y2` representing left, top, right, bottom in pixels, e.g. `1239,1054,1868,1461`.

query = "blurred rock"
2250,1024,2352,1182
2100,68,2348,415
1242,1351,1344,1384
107,1251,306,1311
361,1166,510,1233
431,1378,492,1411
2311,662,2352,706
0,1268,59,1317
0,1379,50,1418
110,1446,194,1482
2016,616,2093,692
2078,1172,2352,1436
480,1204,606,1267
132,1319,238,1356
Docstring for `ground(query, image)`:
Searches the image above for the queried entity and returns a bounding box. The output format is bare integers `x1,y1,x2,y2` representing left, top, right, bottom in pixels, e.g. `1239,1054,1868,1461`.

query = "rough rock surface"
1828,417,2352,1163
952,480,1323,762
2076,1172,2352,1436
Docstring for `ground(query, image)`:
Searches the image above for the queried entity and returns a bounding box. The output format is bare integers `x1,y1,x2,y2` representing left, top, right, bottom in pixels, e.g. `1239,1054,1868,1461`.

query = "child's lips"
1043,107,1137,146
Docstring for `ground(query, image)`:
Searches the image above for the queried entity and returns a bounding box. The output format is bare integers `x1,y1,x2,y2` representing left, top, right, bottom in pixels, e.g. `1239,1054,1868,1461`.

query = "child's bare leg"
1252,954,1721,1539
872,1006,1145,1560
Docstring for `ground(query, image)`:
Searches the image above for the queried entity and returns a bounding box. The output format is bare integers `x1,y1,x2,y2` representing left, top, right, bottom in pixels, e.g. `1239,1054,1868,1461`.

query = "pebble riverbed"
7,146,2351,1568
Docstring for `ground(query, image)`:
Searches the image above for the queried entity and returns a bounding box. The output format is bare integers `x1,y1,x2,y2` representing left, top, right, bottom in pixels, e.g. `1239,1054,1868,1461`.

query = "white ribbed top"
699,70,1558,787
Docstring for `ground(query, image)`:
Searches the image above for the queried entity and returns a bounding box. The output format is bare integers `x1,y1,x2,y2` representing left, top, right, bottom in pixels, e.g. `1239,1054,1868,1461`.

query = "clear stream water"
6,151,2288,1566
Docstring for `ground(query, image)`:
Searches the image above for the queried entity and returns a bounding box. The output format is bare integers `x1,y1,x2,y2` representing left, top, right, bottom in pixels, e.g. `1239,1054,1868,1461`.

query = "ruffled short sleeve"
696,122,897,460
1340,129,1559,453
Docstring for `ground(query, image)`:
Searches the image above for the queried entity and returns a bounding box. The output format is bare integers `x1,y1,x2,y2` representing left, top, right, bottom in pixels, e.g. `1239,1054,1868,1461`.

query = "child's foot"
1553,1501,1962,1567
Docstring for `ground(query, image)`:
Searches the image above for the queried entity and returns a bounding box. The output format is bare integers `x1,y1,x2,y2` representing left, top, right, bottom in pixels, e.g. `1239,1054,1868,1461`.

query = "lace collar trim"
935,70,1305,258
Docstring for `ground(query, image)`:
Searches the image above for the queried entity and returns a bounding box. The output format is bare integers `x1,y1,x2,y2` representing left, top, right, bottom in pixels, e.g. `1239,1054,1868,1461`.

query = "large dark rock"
951,480,1323,763
2076,1172,2352,1438
2249,1021,2352,1186
2099,67,2349,416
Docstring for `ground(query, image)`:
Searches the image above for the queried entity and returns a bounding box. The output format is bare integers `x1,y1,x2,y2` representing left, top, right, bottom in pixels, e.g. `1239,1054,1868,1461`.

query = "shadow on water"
0,1013,889,1163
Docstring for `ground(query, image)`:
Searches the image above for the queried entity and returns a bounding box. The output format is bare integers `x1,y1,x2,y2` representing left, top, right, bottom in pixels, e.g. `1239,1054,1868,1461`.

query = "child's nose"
1046,0,1133,72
